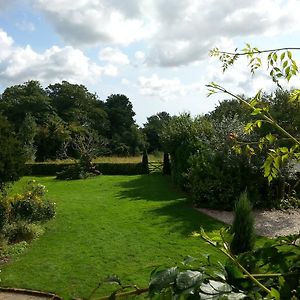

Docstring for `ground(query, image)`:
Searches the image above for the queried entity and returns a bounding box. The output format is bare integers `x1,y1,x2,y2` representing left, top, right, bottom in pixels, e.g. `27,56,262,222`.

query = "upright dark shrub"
142,149,149,174
163,152,171,175
230,192,255,254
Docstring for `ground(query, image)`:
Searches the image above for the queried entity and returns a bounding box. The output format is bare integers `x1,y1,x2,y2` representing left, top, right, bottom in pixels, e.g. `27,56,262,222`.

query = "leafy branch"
207,82,300,181
210,45,299,86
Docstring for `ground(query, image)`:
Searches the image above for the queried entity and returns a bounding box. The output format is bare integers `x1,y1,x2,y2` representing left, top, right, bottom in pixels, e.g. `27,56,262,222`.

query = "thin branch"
94,287,149,300
208,84,300,146
218,47,300,56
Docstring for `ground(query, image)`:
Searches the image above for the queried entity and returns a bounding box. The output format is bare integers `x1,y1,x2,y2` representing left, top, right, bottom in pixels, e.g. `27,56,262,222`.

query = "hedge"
25,162,147,176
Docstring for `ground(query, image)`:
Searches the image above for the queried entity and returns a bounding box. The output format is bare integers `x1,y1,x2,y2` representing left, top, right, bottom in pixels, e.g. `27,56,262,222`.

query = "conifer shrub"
142,149,149,174
162,152,171,175
230,192,255,255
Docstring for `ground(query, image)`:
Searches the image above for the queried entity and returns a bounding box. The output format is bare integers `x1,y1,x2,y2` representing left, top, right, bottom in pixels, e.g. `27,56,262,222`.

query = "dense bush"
56,164,94,180
0,180,55,245
0,114,26,190
146,231,300,299
4,221,43,244
142,150,149,174
8,181,56,223
161,100,300,209
162,152,171,175
27,162,148,176
161,114,213,188
230,192,255,254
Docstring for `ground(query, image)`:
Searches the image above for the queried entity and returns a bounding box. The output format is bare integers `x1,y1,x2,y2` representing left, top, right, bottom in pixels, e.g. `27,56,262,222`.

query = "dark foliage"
0,114,26,190
162,152,171,175
142,149,149,174
230,192,255,254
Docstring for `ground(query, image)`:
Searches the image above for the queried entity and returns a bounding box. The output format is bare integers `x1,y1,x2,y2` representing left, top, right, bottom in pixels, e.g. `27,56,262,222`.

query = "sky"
1,0,300,125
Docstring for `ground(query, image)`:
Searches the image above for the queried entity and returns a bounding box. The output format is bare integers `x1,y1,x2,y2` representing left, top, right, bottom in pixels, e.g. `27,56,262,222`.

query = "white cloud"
32,0,300,67
134,51,145,61
34,0,155,46
138,74,201,101
102,64,118,77
0,29,14,60
99,47,129,65
0,29,116,87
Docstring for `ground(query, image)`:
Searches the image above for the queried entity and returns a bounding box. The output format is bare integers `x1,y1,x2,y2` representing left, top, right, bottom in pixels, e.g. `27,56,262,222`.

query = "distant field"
28,153,163,164
1,174,224,299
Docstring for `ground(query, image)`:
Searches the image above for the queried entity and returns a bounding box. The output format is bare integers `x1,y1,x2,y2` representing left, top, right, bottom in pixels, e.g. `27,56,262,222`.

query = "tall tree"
0,80,53,130
143,111,171,152
104,94,140,155
0,114,26,190
18,113,37,161
104,94,135,137
46,81,109,136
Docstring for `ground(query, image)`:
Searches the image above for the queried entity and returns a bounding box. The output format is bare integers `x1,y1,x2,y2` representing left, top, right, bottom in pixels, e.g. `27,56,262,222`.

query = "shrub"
26,162,147,176
8,180,56,223
142,150,149,174
11,199,55,222
0,114,26,190
161,114,213,188
56,164,91,180
162,152,171,175
230,192,255,255
4,221,43,244
0,200,8,231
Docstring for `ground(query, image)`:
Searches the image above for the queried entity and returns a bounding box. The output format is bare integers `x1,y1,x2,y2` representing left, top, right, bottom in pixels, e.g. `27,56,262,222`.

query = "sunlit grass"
1,174,224,299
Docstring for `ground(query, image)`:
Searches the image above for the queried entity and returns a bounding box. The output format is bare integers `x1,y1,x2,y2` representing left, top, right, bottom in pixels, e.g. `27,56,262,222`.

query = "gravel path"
197,208,300,238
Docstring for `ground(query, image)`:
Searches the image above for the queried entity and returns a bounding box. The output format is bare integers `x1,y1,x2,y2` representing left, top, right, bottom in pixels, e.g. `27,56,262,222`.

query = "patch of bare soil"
197,207,300,238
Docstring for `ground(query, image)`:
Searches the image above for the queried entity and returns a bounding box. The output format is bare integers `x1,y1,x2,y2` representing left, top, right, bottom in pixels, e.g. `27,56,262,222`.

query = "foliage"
142,149,150,174
209,46,300,183
25,161,148,176
161,113,213,188
163,152,171,175
230,192,255,254
56,164,96,180
0,180,55,249
187,114,272,209
143,112,171,153
8,180,56,223
18,113,37,161
4,221,44,244
0,80,53,130
0,114,26,190
0,81,144,160
147,229,300,299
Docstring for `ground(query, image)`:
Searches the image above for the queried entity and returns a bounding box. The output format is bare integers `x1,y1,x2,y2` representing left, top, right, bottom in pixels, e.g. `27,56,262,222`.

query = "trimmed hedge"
25,162,147,176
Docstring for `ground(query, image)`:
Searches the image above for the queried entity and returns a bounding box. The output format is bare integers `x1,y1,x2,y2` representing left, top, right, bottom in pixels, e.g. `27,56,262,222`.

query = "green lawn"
1,174,224,299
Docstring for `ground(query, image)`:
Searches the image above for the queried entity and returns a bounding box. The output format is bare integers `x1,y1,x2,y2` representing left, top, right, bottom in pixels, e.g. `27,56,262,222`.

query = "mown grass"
1,174,224,299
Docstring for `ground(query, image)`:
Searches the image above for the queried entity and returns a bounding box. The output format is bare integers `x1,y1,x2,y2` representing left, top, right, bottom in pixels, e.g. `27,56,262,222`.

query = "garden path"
197,207,300,238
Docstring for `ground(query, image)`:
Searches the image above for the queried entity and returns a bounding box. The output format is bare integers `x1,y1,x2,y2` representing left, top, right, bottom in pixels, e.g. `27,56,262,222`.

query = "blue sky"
1,0,300,125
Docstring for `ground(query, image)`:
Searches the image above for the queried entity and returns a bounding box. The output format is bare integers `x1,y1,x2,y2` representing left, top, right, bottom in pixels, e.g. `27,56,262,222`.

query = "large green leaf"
176,270,203,290
149,267,179,296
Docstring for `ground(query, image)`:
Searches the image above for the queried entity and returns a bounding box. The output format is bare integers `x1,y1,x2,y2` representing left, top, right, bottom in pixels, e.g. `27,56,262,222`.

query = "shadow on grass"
117,173,184,202
117,174,223,235
148,200,223,235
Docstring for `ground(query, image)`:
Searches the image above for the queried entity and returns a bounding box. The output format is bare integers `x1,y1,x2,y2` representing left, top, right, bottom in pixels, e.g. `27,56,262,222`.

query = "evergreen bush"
162,152,171,175
142,149,149,174
230,192,255,255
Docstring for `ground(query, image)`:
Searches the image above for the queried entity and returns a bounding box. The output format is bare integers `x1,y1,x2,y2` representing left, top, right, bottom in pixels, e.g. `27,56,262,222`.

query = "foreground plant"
208,46,300,183
0,180,56,248
88,229,299,299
